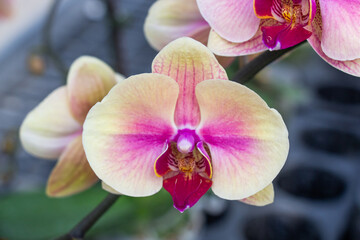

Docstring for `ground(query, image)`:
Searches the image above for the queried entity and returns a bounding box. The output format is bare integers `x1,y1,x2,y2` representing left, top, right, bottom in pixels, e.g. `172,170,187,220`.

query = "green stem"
55,194,120,240
233,41,306,84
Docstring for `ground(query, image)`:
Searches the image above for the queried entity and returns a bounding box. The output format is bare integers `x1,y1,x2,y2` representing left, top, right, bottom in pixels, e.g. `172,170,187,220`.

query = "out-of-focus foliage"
0,185,188,239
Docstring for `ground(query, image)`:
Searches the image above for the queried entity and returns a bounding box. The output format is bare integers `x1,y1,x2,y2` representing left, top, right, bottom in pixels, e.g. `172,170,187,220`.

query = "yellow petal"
67,56,117,123
20,87,81,159
83,73,179,197
240,183,274,206
152,37,228,128
46,136,98,197
196,80,289,199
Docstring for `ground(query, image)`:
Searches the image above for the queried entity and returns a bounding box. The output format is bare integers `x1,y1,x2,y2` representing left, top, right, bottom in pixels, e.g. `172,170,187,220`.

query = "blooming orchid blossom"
83,38,289,212
20,56,123,197
144,0,360,76
199,0,360,76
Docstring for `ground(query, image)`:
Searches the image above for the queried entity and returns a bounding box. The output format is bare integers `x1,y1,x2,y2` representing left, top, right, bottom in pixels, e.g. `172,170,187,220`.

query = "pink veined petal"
83,73,179,197
240,183,274,206
195,80,289,199
318,0,360,61
308,6,360,77
253,0,273,19
163,172,212,212
46,135,98,197
144,0,210,50
152,37,228,128
20,87,82,159
197,0,260,43
262,24,312,50
208,20,277,56
67,56,117,124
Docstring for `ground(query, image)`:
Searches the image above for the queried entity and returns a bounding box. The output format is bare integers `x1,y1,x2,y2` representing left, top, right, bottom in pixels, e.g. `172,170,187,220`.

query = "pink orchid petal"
240,183,274,206
46,136,98,197
20,87,81,159
262,24,312,50
163,172,212,212
152,37,228,128
207,20,277,56
67,56,117,123
254,0,273,18
144,0,210,50
195,80,289,199
308,9,360,76
319,0,360,61
197,0,260,42
83,73,179,197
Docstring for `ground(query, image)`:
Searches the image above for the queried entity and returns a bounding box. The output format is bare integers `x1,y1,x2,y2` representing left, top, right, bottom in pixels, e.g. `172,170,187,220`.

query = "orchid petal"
240,183,274,206
197,0,260,42
20,87,81,159
319,0,360,61
67,56,117,123
144,0,210,50
196,80,289,199
308,10,360,76
102,182,121,195
83,73,179,197
207,20,277,56
152,37,228,128
46,136,98,197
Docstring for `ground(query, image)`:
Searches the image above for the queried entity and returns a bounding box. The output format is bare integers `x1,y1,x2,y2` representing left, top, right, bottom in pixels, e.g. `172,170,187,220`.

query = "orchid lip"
154,129,213,212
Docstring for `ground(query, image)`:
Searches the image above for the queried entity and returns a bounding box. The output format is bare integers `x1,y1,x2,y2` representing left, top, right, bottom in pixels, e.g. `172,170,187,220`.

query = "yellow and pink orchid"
20,56,123,197
144,0,360,77
83,38,289,212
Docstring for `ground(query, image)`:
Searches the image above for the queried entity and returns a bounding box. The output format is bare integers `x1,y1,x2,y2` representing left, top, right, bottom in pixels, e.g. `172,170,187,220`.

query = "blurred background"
0,0,360,239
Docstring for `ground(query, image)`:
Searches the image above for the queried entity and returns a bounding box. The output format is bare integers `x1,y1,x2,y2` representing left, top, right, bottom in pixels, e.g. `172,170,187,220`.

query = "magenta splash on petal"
254,0,316,50
154,130,212,212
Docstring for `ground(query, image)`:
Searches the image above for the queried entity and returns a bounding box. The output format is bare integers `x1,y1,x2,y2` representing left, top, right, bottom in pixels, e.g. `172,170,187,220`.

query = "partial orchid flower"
20,56,123,197
144,0,234,67
199,0,360,76
83,38,289,212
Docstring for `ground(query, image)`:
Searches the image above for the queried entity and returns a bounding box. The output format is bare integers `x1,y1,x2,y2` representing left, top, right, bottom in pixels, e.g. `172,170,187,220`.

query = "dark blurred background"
0,0,360,239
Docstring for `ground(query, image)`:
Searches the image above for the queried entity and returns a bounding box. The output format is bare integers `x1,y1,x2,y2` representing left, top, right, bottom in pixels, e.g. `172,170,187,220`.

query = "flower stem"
233,41,306,84
55,193,120,240
43,0,68,80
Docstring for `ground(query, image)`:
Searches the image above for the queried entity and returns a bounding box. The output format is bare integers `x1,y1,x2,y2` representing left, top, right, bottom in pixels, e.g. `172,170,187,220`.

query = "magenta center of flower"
154,130,212,212
256,0,316,50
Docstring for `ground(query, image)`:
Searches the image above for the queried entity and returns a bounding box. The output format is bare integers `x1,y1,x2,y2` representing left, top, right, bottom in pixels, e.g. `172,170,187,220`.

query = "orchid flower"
199,0,360,76
82,38,289,212
144,0,234,67
20,56,123,197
